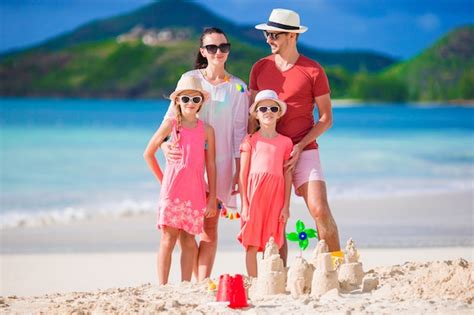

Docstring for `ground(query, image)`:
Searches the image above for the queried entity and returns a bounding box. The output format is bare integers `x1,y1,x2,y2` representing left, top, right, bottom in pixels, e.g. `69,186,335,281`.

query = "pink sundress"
237,132,293,251
157,119,207,235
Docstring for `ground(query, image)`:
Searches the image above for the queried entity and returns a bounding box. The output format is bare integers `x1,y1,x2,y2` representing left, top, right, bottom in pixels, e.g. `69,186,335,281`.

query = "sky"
0,0,473,59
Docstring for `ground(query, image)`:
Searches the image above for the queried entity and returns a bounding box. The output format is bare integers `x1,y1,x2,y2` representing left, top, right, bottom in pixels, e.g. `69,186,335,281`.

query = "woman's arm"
205,124,217,218
239,149,251,221
232,84,250,194
143,119,173,183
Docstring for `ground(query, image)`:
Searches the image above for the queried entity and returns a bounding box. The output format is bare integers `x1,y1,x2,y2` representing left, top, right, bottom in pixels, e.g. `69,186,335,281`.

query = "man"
249,8,341,264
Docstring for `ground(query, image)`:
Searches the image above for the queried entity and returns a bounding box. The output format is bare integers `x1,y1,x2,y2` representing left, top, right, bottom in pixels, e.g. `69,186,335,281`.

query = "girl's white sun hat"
170,76,210,103
249,89,287,116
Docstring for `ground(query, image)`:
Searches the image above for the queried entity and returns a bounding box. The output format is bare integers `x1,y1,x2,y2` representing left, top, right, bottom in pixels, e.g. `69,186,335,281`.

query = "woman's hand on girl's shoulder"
159,119,181,161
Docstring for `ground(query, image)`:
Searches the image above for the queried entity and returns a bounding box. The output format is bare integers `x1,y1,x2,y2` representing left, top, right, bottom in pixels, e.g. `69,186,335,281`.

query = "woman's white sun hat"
255,8,308,34
249,90,287,116
170,76,210,103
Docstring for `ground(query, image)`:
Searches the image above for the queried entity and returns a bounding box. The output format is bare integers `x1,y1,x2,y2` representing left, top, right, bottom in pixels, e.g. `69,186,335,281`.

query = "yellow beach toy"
330,250,344,268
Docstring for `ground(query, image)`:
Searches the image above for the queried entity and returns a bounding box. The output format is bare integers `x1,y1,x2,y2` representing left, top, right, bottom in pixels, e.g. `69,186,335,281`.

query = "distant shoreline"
1,96,473,106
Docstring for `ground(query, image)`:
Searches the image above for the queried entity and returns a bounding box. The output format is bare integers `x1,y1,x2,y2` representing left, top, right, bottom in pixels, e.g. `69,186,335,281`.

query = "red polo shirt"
249,54,330,150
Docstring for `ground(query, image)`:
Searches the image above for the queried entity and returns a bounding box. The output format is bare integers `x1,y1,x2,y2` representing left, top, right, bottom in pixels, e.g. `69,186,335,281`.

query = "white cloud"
417,13,440,31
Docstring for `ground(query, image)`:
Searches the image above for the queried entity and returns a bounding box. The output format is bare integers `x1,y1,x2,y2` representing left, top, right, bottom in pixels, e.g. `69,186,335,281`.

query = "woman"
161,27,249,281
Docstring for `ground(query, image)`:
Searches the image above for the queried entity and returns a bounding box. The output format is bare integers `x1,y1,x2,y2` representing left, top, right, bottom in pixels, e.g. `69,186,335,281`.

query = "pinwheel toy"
286,219,318,253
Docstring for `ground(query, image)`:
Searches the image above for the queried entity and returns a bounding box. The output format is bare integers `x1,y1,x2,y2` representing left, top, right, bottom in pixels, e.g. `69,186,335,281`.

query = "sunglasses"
179,95,202,104
201,43,231,54
257,106,280,113
263,31,287,40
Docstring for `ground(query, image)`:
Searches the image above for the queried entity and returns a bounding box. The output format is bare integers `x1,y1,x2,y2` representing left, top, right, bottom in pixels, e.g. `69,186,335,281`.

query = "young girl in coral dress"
238,89,293,277
143,76,217,285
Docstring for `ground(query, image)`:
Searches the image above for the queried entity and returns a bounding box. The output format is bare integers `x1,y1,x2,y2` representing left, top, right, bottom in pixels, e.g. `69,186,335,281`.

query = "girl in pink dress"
238,90,293,277
144,76,217,285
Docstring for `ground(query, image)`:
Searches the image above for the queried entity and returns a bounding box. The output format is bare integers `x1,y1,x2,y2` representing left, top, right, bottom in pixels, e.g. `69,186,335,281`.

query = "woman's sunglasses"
263,31,287,41
179,95,202,104
257,106,280,113
201,43,231,54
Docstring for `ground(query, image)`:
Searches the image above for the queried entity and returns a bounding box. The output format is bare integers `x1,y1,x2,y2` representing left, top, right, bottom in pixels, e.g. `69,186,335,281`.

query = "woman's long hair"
194,27,229,69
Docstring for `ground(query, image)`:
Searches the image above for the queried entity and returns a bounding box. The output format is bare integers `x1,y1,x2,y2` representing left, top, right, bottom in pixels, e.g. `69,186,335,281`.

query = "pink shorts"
292,149,325,195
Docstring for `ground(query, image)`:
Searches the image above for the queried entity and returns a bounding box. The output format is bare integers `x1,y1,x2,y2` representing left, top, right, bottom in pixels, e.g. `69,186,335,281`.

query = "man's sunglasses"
257,106,280,113
201,43,231,54
179,95,203,104
263,31,287,41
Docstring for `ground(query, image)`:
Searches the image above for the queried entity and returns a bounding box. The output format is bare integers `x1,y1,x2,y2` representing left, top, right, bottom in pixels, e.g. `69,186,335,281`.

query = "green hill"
0,36,268,98
384,26,474,100
26,0,396,72
0,0,397,99
346,26,474,102
1,1,471,101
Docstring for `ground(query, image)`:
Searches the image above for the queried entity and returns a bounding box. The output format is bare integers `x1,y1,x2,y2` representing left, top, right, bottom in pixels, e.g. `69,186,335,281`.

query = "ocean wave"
0,199,156,230
1,181,472,230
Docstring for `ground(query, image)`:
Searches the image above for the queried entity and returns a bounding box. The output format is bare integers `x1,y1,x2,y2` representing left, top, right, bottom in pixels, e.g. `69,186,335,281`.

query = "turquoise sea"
1,98,473,247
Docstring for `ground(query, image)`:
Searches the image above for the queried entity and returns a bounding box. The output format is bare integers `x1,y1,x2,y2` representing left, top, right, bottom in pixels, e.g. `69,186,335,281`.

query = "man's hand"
284,143,304,172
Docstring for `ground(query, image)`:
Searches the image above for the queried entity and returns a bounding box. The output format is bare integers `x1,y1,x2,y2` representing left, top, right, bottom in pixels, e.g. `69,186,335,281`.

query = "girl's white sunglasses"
179,95,202,104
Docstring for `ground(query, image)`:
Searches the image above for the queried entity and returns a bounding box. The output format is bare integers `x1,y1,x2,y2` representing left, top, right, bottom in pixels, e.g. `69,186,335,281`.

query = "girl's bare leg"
195,212,220,281
157,226,180,285
178,231,198,282
246,246,259,277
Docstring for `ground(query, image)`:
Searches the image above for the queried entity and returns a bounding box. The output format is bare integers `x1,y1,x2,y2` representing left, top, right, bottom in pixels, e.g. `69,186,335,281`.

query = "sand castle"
250,237,377,299
338,238,365,291
310,240,340,297
286,256,313,298
310,239,329,268
255,237,286,295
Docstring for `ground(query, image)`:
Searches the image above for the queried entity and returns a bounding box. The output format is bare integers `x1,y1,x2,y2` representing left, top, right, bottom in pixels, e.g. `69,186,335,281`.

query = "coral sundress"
157,119,207,235
237,132,293,251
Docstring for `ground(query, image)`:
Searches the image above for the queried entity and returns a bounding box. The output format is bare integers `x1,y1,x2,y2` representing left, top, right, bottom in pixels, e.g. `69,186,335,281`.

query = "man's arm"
298,93,333,147
284,93,333,170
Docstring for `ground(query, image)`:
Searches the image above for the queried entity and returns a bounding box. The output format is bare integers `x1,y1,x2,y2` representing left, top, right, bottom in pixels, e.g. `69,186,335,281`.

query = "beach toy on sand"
207,278,217,291
216,274,248,308
330,250,344,268
216,274,232,302
286,219,318,251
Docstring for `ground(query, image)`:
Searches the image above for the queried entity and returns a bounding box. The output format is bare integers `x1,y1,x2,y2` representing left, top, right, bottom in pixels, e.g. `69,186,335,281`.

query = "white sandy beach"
1,249,473,314
1,191,473,313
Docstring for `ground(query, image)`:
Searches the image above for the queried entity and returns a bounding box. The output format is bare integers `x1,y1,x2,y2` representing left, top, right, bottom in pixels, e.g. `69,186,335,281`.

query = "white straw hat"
170,76,210,103
249,90,287,116
255,8,308,34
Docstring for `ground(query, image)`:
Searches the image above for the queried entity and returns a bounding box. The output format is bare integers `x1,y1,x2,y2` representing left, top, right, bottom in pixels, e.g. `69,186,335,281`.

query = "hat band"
267,21,300,30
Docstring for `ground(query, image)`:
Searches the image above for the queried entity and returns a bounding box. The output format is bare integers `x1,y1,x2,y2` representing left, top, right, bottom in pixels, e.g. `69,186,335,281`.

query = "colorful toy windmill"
286,220,318,253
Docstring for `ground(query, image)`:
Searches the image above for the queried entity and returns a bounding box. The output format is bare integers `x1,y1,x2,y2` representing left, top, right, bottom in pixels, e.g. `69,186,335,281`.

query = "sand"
1,258,473,314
